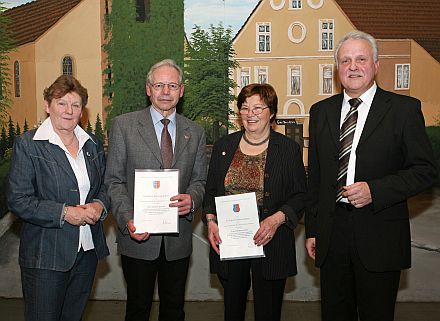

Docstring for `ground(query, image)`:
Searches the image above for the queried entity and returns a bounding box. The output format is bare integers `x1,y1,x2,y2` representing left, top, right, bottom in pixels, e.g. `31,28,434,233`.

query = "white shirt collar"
343,82,377,108
33,117,94,151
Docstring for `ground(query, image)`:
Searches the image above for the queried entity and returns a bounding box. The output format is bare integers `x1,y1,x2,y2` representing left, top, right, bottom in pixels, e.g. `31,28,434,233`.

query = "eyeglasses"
150,82,181,91
239,105,269,115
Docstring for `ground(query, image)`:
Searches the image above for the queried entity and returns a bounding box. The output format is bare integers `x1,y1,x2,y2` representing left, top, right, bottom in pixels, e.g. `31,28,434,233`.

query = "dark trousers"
218,259,286,321
121,243,190,321
21,248,97,321
320,206,401,321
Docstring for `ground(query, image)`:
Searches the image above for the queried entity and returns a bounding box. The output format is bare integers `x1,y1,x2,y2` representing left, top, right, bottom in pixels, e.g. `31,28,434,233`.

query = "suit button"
263,209,269,214
264,173,269,178
265,192,270,197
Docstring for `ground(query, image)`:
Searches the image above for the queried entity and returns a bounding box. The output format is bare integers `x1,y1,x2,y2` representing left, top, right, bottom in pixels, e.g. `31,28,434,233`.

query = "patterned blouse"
224,147,267,206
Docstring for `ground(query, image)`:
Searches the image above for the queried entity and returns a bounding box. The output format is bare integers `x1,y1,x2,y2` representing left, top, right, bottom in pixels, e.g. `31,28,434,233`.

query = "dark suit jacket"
105,107,207,261
203,130,306,280
305,87,437,272
7,130,109,272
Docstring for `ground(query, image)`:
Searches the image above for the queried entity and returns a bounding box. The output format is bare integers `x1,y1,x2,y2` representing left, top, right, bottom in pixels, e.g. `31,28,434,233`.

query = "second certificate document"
215,192,265,261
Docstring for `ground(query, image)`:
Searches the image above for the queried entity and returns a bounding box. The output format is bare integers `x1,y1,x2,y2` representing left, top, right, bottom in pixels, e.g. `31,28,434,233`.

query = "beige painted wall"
410,41,440,126
6,43,37,127
34,0,104,127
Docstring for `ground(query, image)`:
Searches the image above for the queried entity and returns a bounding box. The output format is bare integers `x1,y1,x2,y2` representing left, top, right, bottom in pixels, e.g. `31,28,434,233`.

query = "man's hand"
169,194,193,215
306,237,316,260
127,219,151,241
342,181,372,208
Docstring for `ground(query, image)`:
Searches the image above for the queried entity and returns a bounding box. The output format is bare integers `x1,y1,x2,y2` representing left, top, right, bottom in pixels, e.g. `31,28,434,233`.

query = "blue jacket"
7,129,109,271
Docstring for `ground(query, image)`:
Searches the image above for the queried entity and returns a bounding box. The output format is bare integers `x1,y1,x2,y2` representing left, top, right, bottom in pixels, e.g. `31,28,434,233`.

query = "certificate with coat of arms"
134,169,179,234
215,192,265,260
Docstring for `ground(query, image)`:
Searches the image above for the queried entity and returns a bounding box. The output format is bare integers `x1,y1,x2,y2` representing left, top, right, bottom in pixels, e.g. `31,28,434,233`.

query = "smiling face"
45,91,83,135
337,38,379,97
146,65,184,116
240,94,273,137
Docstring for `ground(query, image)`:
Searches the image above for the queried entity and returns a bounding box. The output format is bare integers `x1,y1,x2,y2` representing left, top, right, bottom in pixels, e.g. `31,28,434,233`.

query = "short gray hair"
146,59,184,85
334,30,378,66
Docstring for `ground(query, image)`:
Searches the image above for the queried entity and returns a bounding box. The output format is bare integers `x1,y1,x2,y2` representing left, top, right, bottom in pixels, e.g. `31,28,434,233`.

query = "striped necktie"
336,98,362,202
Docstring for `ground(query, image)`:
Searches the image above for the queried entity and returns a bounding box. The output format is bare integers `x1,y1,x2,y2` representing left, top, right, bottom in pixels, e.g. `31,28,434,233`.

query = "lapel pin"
222,151,226,156
86,151,91,157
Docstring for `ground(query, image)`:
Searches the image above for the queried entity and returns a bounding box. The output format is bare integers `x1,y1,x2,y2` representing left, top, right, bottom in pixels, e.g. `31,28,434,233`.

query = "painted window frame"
62,56,74,76
395,63,410,90
14,60,20,98
288,65,302,96
319,64,334,95
254,66,268,84
289,0,302,9
319,19,334,51
239,67,251,88
256,22,271,53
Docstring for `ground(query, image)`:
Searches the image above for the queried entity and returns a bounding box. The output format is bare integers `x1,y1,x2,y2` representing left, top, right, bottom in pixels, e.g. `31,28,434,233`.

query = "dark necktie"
336,97,362,202
160,118,173,168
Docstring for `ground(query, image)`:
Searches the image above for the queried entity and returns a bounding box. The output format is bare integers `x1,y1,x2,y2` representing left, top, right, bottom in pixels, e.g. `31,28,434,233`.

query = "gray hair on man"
334,30,379,67
146,59,184,85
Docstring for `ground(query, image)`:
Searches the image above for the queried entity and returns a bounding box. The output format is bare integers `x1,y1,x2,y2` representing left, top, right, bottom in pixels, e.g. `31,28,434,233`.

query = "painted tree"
103,0,184,125
184,24,238,143
15,122,20,136
94,113,105,143
23,119,28,132
86,119,93,133
7,115,14,148
0,126,7,158
0,2,15,122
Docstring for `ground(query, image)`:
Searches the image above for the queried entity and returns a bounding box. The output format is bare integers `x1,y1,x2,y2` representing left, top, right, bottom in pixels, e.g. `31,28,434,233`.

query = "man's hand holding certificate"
134,169,179,234
215,192,265,260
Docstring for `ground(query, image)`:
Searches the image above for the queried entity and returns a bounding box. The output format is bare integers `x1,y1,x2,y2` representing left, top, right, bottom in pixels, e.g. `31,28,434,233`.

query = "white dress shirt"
33,117,94,251
339,83,377,202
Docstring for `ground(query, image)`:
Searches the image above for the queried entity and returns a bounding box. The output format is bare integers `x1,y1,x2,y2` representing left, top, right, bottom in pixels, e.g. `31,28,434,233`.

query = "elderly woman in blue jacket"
8,75,109,321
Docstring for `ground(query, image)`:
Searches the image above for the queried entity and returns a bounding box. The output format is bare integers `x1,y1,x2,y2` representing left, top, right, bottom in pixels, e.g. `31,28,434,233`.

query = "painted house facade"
231,0,440,163
4,0,109,128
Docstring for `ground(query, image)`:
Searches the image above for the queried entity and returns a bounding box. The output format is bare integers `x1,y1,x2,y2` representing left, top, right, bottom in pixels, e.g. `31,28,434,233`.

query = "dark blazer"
306,87,437,272
105,107,207,261
7,130,109,272
203,130,306,280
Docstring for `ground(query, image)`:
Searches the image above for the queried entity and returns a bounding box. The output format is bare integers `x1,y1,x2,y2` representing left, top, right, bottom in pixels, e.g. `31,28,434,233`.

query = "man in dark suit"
105,59,207,321
305,31,437,321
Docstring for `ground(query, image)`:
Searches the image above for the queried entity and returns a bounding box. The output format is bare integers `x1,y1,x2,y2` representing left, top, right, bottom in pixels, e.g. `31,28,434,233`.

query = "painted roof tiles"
5,0,82,46
335,0,440,62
